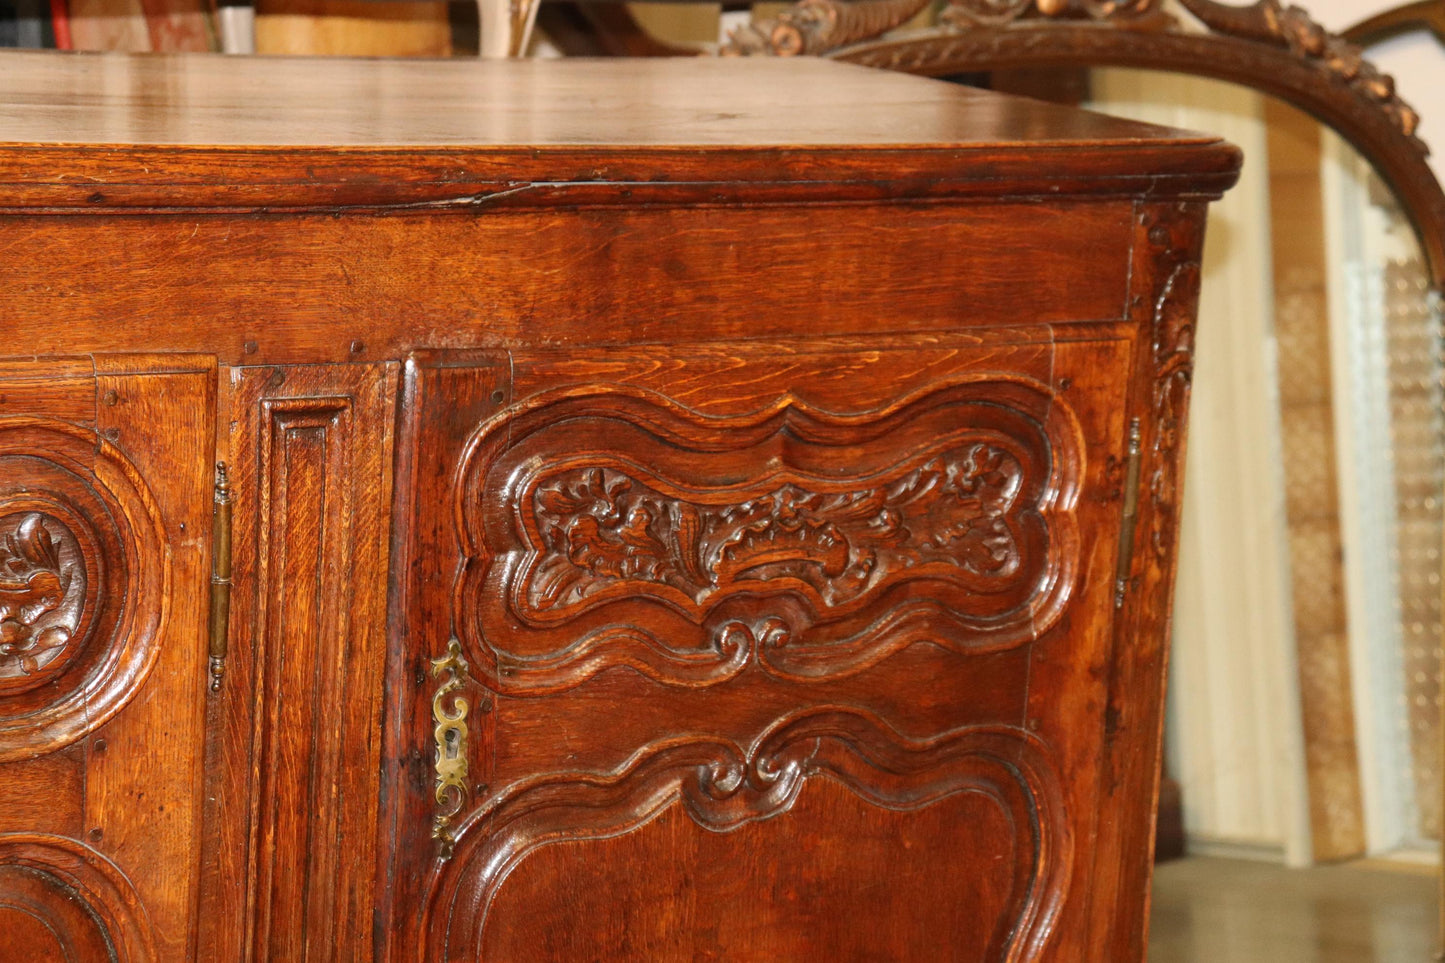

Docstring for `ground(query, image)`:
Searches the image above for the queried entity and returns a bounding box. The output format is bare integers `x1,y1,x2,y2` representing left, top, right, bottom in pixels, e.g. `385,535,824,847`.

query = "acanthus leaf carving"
530,442,1023,614
0,513,78,678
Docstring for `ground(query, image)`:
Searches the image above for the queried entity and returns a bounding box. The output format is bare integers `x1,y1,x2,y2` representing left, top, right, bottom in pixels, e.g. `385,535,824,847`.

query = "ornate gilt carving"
0,513,81,679
431,637,476,859
722,0,1165,56
724,0,934,57
454,380,1081,693
948,0,1162,23
1175,0,1420,142
423,709,1071,962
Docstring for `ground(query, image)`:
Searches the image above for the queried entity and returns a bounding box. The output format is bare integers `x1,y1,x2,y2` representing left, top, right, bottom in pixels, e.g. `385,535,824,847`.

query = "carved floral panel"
454,377,1081,691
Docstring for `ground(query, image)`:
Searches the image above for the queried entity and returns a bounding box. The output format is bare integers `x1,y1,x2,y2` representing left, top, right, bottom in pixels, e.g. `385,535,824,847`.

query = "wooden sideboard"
0,52,1239,962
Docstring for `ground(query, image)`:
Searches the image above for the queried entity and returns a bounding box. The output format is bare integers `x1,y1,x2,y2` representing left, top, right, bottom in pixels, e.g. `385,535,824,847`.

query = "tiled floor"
1149,857,1438,962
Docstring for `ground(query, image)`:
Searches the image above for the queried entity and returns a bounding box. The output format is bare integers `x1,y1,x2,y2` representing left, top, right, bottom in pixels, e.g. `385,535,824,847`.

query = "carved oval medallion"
0,418,167,761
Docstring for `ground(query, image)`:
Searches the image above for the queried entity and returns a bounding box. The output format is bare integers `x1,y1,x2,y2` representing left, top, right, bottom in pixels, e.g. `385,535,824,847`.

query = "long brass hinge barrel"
208,462,234,692
1114,418,1143,609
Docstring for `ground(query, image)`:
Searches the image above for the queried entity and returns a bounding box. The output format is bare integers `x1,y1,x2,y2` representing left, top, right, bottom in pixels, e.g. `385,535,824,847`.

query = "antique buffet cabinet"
0,53,1238,962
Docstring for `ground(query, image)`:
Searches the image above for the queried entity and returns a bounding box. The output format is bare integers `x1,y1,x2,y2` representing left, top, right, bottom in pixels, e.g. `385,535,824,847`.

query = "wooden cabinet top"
0,52,1240,209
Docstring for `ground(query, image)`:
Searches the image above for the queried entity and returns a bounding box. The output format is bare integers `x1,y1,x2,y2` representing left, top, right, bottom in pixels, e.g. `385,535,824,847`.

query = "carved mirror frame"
724,0,1445,927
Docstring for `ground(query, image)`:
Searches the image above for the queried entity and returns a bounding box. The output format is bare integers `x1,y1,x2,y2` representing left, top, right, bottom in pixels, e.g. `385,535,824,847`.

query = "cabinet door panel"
0,353,217,962
382,334,1132,962
479,775,1040,962
199,362,399,963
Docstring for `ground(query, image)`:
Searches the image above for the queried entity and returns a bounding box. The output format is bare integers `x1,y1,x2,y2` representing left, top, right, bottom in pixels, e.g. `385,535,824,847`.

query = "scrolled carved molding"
422,708,1071,963
726,0,1423,153
0,832,158,962
453,379,1082,693
529,443,1026,609
1175,0,1420,141
722,0,1168,56
724,0,934,57
0,417,168,762
1140,208,1205,564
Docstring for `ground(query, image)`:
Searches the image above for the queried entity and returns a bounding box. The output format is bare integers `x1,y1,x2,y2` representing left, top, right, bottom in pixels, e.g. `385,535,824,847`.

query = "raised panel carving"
0,417,167,761
423,709,1070,963
456,379,1081,691
0,833,157,962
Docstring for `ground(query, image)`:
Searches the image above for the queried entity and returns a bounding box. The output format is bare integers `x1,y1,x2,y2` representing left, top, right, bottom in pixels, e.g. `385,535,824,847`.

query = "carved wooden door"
380,331,1135,961
0,354,217,962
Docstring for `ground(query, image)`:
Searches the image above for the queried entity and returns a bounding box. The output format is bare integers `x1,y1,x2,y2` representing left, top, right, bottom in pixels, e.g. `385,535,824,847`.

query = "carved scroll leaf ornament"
530,442,1024,614
1145,216,1204,563
1174,0,1422,143
0,513,81,679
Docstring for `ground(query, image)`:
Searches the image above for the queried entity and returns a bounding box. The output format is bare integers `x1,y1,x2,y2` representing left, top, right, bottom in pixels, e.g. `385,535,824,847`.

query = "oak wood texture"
0,52,1222,148
0,354,216,961
717,0,1445,911
0,52,1238,963
199,364,399,962
0,53,1241,211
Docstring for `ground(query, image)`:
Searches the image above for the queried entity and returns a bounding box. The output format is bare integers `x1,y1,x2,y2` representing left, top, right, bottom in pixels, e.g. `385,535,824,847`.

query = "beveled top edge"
0,52,1241,208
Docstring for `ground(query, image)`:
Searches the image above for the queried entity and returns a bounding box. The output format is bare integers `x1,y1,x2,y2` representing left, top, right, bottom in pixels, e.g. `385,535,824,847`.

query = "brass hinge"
1114,418,1143,609
208,462,234,692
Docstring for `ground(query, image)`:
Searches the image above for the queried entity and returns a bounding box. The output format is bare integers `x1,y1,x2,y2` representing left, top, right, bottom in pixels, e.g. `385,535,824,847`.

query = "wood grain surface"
0,52,1241,209
0,52,1227,148
0,54,1238,962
